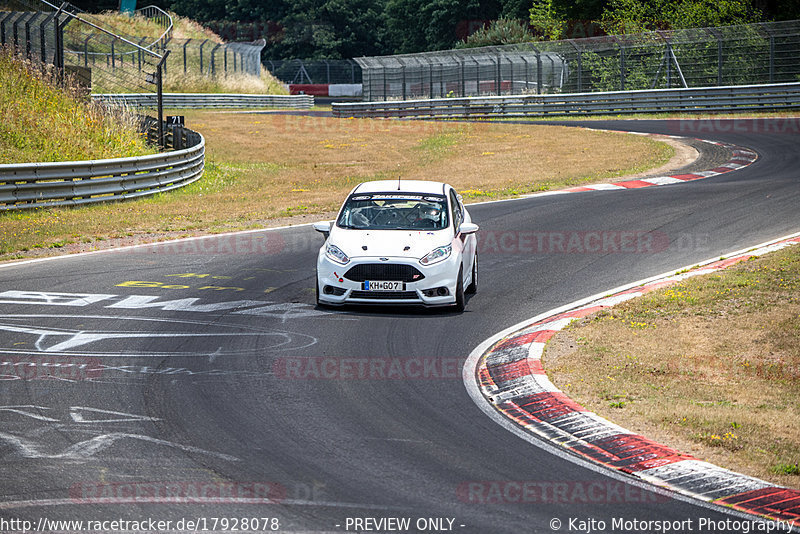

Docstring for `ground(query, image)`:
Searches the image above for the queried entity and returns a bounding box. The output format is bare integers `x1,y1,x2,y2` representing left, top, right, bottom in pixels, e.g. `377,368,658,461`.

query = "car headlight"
419,244,452,266
325,243,350,265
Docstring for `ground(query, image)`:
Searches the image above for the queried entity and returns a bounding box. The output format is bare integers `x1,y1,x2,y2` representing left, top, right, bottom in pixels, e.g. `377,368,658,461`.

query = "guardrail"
331,82,800,119
0,125,204,211
93,93,314,109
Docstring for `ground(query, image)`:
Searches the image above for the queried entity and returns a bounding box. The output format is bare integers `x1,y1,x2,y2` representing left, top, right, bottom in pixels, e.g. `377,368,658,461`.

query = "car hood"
329,228,451,260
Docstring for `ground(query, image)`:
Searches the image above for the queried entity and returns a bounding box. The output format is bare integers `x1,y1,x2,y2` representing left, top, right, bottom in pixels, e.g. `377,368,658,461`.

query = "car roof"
352,180,449,196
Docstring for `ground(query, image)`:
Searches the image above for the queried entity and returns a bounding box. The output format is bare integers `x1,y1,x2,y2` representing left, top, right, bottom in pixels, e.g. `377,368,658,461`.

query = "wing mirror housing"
313,221,332,239
458,222,479,235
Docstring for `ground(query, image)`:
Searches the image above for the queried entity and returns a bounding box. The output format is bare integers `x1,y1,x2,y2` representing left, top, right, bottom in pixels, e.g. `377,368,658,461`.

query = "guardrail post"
156,50,170,149
495,54,500,95
473,57,480,95
429,59,434,99
568,40,582,92
24,13,37,60
520,54,529,94
12,12,20,50
40,11,56,64
459,55,465,97
706,28,723,86
183,38,190,74
199,39,208,75
210,43,222,76
53,4,70,76
508,56,513,95
666,41,672,88
137,37,147,71
0,12,13,47
768,31,775,83
83,35,91,68
399,59,407,100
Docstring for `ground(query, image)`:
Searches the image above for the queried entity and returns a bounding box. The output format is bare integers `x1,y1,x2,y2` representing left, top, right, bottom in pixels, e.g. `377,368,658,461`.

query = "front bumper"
317,254,459,307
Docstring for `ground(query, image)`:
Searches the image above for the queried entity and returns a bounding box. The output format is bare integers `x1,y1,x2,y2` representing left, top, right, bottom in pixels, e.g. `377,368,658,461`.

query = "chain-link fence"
1,0,265,97
358,20,800,101
61,15,264,93
264,59,361,85
168,38,264,79
1,0,173,145
0,1,78,68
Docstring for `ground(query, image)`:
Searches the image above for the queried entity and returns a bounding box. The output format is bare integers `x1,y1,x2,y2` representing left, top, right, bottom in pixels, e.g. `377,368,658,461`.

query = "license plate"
363,281,405,291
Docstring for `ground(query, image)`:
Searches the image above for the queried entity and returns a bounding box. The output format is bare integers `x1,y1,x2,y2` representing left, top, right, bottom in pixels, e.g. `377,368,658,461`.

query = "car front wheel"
466,252,477,294
454,265,466,312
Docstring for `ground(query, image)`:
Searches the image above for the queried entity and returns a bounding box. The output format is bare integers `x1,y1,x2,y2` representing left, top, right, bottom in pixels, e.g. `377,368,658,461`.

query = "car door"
449,188,474,278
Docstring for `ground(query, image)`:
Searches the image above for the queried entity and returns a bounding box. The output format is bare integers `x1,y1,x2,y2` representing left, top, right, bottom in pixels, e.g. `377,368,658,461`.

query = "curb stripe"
471,234,800,523
557,133,758,195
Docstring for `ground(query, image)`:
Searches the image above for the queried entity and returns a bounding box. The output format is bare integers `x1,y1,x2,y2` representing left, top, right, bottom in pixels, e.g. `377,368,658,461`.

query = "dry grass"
0,111,671,260
194,113,672,200
75,10,223,43
544,246,800,487
0,48,154,164
66,11,286,95
162,66,287,95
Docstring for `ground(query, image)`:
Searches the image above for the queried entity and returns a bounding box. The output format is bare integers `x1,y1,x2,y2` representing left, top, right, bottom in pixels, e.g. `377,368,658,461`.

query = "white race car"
313,180,479,311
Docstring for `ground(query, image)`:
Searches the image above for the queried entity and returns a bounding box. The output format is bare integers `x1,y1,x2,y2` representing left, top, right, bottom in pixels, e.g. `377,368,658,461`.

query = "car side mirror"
459,222,479,235
313,221,331,239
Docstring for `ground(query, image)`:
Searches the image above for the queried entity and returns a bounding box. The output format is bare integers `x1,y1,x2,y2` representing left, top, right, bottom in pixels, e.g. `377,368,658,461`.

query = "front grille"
350,290,419,300
344,263,424,283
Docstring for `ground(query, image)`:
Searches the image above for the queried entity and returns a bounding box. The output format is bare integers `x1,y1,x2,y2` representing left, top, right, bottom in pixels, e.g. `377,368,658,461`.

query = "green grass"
0,48,155,164
544,243,800,486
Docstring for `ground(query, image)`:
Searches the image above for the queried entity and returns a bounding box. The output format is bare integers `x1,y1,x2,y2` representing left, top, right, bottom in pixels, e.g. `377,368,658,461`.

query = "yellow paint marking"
116,281,190,289
198,286,245,292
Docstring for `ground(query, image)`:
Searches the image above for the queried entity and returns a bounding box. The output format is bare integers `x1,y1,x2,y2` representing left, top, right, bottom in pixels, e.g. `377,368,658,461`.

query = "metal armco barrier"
93,93,314,109
0,127,204,211
331,82,800,119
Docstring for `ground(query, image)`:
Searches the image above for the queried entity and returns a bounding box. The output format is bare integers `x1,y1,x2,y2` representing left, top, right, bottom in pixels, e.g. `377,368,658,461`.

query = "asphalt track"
0,118,798,533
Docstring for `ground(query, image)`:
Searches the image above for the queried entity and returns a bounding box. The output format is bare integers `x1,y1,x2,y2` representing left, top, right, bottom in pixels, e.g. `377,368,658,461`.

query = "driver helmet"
420,205,441,223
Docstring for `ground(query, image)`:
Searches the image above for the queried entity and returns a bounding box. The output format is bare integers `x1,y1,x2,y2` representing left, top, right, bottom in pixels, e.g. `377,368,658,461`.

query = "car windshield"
336,194,449,230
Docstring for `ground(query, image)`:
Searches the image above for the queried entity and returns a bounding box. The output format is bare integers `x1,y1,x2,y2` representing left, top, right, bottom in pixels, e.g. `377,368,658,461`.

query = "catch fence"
1,1,265,96
358,20,800,101
263,59,361,85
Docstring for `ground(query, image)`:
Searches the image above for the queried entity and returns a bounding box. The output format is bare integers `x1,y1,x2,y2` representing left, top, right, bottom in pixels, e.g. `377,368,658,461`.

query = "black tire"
466,252,477,295
315,268,324,308
454,265,466,312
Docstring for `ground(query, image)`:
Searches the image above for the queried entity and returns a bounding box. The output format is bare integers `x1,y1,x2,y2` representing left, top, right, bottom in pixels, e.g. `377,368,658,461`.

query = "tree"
529,0,565,39
600,0,763,33
457,18,536,47
266,0,388,59
385,0,503,53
